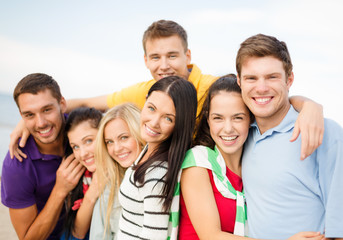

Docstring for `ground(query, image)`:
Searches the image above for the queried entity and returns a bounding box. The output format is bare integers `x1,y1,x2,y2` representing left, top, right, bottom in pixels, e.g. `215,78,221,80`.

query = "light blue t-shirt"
242,106,343,239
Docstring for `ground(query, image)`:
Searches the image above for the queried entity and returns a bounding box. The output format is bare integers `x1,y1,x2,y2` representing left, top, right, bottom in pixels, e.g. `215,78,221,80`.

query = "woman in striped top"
117,76,198,240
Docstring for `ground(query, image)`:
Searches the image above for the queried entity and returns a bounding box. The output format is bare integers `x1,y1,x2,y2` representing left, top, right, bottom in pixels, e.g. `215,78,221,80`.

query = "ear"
286,72,294,90
60,97,67,113
144,54,148,68
186,49,191,65
237,75,241,87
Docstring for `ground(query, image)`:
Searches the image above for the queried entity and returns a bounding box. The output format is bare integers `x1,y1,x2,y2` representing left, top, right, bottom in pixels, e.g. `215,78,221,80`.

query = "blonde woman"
90,103,145,240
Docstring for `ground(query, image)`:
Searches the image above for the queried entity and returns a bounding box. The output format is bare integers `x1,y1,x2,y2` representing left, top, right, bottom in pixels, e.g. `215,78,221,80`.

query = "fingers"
9,136,19,159
19,129,30,148
300,124,324,160
300,129,309,160
290,121,300,142
13,148,27,162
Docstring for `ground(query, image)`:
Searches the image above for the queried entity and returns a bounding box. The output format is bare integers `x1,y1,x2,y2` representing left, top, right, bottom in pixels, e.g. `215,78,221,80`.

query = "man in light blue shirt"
236,34,343,239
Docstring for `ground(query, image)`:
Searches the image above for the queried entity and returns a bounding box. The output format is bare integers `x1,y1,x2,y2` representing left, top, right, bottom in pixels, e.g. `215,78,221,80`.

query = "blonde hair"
95,102,144,236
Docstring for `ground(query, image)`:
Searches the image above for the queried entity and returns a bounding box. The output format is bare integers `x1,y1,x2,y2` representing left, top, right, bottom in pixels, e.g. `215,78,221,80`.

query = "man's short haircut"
13,73,62,108
142,19,188,54
236,34,293,78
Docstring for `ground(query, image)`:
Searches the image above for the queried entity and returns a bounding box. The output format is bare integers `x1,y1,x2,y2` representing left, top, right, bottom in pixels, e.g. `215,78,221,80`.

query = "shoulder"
188,64,217,88
145,161,168,180
1,152,36,208
106,79,156,108
183,145,216,169
319,118,343,148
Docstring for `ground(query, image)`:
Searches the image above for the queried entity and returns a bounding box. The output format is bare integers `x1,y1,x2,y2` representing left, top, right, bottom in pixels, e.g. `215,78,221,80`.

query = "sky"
0,0,343,126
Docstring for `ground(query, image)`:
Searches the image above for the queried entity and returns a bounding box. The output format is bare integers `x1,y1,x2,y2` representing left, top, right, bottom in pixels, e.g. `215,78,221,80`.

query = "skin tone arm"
72,172,100,239
66,95,109,113
289,96,324,160
181,167,324,240
9,154,85,240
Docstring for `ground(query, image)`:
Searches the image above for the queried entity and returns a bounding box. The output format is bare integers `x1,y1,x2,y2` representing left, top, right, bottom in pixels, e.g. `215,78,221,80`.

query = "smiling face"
238,56,293,133
144,35,191,81
140,91,176,151
18,89,66,151
208,91,251,161
68,121,98,172
104,118,141,168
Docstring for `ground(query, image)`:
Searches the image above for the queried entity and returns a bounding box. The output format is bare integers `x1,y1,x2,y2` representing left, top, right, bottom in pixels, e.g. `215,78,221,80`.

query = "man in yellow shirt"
67,20,216,116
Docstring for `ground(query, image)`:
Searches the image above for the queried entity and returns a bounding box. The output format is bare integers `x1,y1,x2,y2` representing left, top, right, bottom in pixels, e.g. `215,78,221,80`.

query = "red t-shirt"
179,166,243,239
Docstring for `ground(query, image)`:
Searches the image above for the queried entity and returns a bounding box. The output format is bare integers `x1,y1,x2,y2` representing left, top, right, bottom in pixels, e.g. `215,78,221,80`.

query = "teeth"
146,125,158,135
118,153,129,159
221,136,238,141
160,74,173,78
85,158,93,163
39,127,51,134
255,97,270,103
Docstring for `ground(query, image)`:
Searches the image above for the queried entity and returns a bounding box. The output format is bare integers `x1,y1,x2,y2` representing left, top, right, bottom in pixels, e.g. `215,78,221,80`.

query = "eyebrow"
81,134,95,141
21,103,55,115
147,101,175,117
148,51,180,57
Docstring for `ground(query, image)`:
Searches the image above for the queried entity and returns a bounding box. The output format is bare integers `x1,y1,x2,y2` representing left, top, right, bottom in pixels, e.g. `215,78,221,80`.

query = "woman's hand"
9,119,29,161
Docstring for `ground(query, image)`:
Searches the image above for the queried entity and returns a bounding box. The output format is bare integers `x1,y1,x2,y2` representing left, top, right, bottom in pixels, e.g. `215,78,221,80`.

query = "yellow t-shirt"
106,64,218,115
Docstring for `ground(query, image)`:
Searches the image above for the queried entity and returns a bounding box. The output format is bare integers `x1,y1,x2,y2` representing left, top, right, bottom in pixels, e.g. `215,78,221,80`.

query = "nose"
114,142,123,153
255,79,269,93
36,114,47,128
160,57,170,70
80,146,88,159
224,119,234,133
150,114,160,128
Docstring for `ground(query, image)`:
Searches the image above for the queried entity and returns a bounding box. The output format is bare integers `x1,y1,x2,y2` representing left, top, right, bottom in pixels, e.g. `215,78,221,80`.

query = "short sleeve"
1,151,36,209
106,80,156,109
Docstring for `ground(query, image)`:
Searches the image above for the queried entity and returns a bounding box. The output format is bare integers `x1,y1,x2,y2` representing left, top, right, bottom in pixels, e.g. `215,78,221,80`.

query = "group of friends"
1,19,342,240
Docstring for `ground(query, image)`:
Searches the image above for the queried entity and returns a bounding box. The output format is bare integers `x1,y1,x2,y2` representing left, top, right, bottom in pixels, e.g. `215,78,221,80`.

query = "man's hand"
55,154,85,198
290,100,324,160
9,119,29,161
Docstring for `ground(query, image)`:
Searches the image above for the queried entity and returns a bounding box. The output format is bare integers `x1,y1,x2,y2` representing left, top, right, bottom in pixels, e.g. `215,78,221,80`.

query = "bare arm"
66,95,109,113
289,95,324,160
9,154,85,240
181,167,250,240
72,172,99,239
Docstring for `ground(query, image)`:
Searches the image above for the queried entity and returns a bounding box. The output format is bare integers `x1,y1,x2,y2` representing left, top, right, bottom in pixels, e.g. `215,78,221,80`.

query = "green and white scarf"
167,145,247,239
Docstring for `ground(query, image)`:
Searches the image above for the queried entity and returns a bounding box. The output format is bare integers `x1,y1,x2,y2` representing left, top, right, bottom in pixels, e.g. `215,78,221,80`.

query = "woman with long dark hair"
62,107,102,240
117,76,197,239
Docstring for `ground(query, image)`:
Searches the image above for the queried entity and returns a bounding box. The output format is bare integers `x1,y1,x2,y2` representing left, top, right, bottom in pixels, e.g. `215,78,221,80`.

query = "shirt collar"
251,105,298,138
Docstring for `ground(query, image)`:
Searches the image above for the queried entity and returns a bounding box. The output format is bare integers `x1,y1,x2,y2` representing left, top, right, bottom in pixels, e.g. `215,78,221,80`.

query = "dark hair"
13,73,62,108
194,74,253,148
236,33,293,78
65,107,103,134
133,76,197,211
63,107,102,239
142,19,188,54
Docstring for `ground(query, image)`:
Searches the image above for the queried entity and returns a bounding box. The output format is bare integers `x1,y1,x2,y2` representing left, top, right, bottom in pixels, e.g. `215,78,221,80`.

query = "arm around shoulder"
289,95,324,160
66,94,109,113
